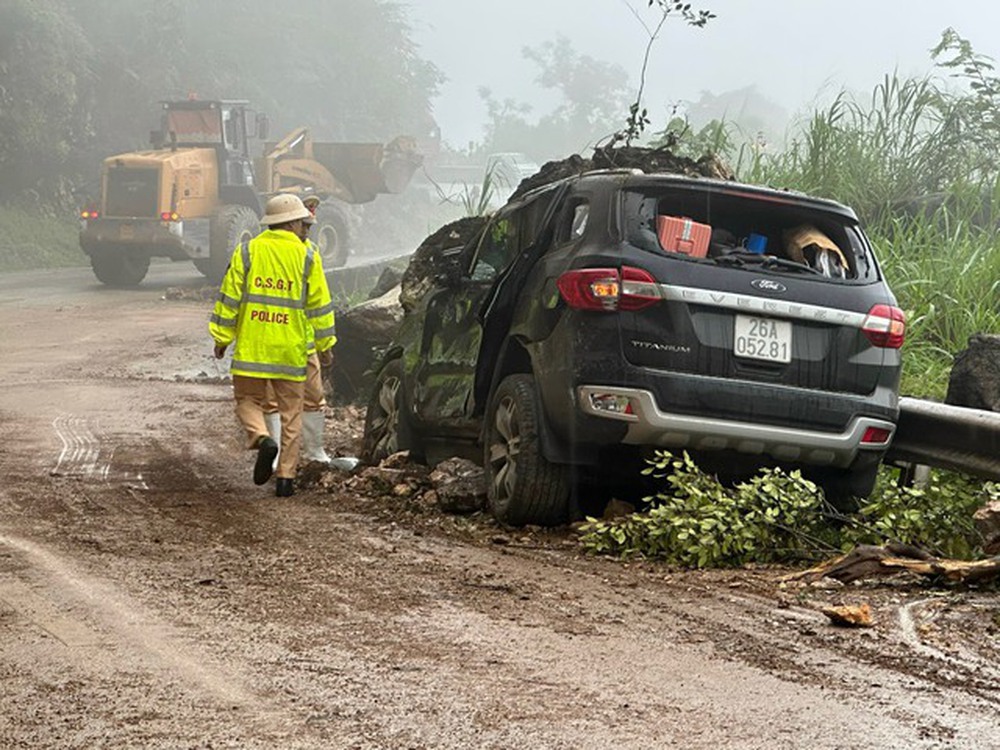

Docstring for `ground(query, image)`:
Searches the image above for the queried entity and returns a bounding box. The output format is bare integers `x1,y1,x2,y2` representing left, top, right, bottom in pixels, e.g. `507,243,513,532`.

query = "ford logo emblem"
751,278,787,293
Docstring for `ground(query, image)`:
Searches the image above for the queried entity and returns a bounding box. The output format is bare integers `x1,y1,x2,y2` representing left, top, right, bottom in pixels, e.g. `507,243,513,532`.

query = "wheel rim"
316,225,342,266
488,395,521,504
371,375,400,458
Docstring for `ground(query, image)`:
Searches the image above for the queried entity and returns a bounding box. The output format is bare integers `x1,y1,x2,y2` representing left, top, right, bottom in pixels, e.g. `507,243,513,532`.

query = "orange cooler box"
656,215,711,258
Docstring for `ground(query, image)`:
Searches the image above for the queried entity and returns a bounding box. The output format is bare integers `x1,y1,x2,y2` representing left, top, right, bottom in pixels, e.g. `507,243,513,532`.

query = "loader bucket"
309,136,422,204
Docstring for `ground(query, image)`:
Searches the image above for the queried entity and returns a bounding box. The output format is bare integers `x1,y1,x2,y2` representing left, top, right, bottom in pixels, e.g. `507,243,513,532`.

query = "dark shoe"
253,436,279,485
275,478,295,497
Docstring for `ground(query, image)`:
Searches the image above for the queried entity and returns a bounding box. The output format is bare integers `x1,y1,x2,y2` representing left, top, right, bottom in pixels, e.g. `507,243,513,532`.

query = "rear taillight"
619,266,661,310
861,426,893,445
556,266,660,312
861,304,906,348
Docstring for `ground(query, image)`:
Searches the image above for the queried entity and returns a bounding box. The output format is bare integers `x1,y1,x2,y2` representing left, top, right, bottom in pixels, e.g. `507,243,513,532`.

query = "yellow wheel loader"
78,98,421,286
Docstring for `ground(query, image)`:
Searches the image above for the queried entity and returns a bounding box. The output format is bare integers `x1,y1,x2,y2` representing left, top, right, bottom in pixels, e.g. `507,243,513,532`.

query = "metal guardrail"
325,252,410,302
884,396,1000,481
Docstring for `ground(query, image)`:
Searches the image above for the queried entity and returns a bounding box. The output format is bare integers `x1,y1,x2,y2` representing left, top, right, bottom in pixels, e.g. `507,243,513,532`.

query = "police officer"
262,194,338,466
209,193,336,497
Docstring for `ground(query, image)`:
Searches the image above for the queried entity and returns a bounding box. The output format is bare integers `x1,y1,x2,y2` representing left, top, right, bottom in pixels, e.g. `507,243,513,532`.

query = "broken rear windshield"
621,187,878,282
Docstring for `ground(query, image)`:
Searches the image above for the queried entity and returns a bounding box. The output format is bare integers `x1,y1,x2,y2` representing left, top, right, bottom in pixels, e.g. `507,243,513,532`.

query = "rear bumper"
80,218,210,260
576,384,895,468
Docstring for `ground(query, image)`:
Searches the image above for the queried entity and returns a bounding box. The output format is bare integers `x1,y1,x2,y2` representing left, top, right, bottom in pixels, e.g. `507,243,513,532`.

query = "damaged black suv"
363,170,904,526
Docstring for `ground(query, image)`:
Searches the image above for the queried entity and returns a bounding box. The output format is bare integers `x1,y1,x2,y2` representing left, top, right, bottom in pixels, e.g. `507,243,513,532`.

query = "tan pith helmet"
301,194,320,224
261,193,311,226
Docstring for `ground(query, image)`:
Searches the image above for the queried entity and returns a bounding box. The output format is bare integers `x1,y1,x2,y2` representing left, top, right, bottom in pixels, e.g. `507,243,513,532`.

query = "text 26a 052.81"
734,314,791,363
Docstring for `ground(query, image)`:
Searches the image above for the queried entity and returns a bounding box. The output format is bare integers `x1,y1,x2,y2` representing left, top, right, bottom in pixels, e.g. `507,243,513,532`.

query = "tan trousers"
233,375,304,479
264,353,326,412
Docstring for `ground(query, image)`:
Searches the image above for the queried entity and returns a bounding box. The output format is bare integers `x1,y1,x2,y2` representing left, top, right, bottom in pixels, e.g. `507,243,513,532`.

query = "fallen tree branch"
787,543,1000,585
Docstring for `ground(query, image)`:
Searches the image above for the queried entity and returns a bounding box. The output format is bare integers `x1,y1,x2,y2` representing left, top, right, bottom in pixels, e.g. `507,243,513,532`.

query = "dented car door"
411,212,520,432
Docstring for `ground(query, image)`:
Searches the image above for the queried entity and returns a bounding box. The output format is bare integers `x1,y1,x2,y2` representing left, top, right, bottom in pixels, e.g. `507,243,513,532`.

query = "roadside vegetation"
579,451,1000,566
0,204,81,271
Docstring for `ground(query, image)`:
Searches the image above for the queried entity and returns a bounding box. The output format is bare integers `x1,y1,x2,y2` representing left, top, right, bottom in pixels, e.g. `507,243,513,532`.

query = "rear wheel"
814,458,881,513
485,374,569,527
90,250,150,287
202,205,259,283
313,200,356,268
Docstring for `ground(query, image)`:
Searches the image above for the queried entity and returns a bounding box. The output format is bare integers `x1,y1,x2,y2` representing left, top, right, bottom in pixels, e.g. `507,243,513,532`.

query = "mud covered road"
1,266,999,749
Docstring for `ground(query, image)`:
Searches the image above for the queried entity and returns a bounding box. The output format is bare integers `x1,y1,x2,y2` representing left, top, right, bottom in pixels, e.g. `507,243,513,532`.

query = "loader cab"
154,99,257,190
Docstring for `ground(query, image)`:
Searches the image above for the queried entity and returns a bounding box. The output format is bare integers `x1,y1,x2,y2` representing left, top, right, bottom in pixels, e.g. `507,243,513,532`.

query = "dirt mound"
399,215,489,313
398,146,733,312
510,145,735,201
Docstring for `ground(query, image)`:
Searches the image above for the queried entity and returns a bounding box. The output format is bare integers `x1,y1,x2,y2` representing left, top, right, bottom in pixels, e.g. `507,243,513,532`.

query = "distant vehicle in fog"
420,152,541,212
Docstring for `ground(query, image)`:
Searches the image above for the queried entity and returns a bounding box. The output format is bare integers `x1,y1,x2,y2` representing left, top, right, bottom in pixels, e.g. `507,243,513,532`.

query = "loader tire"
314,200,357,268
90,250,150,287
203,205,259,283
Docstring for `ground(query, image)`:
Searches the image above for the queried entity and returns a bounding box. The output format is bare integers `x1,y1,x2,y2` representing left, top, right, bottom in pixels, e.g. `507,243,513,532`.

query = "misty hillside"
0,0,442,205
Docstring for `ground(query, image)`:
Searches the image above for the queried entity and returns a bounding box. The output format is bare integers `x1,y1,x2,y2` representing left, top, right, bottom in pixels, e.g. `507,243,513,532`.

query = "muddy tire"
90,250,150,287
814,458,881,513
362,359,417,464
313,200,356,268
485,374,569,527
202,205,259,283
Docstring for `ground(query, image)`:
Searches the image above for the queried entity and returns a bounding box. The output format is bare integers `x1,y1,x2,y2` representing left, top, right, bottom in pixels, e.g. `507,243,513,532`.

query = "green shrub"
578,451,835,567
578,451,997,567
842,471,1000,559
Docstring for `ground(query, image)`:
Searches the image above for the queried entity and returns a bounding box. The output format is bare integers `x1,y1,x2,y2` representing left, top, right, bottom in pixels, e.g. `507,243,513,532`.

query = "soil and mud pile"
509,145,735,201
399,144,734,314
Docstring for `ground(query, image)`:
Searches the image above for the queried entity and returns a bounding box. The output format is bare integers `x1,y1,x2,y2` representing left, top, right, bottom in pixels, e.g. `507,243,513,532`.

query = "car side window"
518,189,558,247
554,197,590,245
469,214,517,281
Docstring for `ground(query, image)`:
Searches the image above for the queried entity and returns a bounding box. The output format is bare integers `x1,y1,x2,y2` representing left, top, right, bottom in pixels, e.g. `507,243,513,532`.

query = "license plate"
120,223,134,240
734,314,791,363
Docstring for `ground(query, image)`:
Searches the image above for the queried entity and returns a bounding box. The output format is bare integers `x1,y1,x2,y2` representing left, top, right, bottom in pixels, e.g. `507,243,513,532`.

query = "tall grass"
740,75,973,220
874,211,1000,398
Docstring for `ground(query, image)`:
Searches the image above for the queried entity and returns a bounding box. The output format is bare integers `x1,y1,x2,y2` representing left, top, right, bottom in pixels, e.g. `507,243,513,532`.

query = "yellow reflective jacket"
305,238,321,355
209,228,336,381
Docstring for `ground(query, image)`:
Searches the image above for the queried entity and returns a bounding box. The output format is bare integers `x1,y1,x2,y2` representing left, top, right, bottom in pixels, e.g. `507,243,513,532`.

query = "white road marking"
50,414,148,489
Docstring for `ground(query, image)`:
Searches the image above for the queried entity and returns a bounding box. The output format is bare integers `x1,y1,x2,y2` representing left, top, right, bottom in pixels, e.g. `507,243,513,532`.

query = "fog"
3,0,999,211
409,0,1000,149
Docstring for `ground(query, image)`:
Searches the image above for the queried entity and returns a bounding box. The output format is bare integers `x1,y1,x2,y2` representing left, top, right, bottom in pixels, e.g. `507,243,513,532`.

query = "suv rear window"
621,187,879,282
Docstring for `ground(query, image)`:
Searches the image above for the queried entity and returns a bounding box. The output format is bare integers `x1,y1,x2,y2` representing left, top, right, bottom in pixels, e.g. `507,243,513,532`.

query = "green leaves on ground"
578,450,998,567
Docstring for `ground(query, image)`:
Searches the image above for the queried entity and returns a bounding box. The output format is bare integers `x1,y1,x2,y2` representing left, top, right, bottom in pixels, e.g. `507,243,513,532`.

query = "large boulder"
329,285,404,404
400,216,489,313
974,500,1000,555
508,145,734,201
945,334,1000,411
